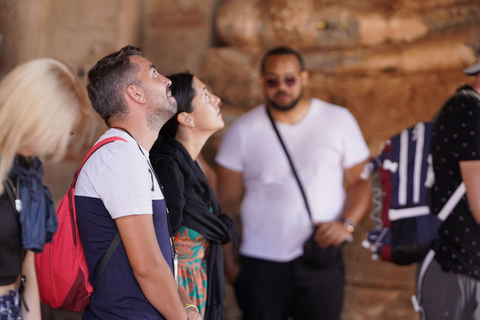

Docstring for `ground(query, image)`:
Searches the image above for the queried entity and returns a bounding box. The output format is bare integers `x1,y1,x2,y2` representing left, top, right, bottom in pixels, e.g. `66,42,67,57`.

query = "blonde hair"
0,58,92,182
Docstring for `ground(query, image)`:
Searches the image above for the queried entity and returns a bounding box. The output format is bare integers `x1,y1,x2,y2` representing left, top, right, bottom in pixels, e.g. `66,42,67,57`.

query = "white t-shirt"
215,98,370,262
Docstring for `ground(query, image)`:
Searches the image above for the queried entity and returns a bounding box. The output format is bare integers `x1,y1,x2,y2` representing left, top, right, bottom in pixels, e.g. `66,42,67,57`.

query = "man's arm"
315,159,372,248
216,164,244,283
460,160,480,223
116,214,187,320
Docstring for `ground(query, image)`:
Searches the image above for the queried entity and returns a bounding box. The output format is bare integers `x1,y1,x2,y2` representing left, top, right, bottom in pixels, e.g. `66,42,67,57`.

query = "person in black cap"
463,57,480,76
415,58,480,320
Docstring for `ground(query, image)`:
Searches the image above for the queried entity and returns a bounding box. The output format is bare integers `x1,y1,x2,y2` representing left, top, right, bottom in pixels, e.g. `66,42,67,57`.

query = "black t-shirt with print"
432,85,480,279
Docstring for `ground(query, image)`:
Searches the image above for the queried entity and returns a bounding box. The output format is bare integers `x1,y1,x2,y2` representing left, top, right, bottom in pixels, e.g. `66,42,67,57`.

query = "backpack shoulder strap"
72,136,128,184
3,179,17,213
457,87,480,102
72,136,127,287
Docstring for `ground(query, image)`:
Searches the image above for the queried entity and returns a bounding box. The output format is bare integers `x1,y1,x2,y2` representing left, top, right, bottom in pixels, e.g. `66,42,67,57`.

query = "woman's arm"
178,286,202,320
21,250,41,320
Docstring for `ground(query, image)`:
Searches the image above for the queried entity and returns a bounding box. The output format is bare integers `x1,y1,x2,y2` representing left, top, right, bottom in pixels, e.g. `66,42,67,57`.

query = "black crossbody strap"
4,179,17,214
265,107,313,223
460,87,480,101
4,178,21,265
95,232,121,288
74,137,125,288
112,127,177,257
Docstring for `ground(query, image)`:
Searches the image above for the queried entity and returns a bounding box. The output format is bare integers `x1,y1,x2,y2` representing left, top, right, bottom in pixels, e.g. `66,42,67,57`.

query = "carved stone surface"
142,0,216,75
215,0,263,48
204,1,479,313
216,0,480,49
202,47,263,107
216,0,360,49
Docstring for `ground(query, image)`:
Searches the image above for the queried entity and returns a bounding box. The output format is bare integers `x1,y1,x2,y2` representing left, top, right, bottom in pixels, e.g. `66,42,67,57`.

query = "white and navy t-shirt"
75,129,172,320
216,98,370,262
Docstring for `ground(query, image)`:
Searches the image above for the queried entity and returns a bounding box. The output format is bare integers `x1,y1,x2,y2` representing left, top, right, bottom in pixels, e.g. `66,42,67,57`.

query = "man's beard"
145,89,178,132
266,90,303,112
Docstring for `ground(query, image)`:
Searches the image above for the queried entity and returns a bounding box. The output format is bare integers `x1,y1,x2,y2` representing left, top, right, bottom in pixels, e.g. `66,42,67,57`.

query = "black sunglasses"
265,77,297,89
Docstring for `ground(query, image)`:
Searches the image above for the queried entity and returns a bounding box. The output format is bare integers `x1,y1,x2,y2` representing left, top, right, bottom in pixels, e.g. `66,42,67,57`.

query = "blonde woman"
0,58,91,320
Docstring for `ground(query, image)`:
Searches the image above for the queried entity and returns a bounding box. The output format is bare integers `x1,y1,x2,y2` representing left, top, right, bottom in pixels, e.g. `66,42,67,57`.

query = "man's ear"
126,85,146,104
300,70,309,86
259,74,265,91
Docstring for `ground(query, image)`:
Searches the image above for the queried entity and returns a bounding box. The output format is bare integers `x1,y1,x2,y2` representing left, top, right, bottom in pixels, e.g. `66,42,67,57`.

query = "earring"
191,124,195,130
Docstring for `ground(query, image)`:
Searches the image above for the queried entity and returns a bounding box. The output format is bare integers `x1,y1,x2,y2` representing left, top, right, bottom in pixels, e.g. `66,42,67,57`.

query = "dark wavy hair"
87,45,143,125
158,72,196,139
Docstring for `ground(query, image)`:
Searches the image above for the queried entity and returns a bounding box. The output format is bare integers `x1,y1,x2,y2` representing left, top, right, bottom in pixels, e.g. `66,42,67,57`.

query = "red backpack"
35,136,126,312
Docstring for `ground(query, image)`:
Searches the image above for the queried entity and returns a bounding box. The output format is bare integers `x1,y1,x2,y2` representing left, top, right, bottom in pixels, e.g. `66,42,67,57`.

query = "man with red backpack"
75,46,201,320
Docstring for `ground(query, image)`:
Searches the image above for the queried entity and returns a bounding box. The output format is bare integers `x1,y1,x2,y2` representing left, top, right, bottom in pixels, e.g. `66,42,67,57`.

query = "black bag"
302,227,341,268
266,108,341,269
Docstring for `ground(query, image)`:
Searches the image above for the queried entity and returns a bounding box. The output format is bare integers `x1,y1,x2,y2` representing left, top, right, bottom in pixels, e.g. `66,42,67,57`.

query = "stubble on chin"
267,96,300,112
146,107,174,132
266,89,303,112
166,98,178,117
145,91,178,132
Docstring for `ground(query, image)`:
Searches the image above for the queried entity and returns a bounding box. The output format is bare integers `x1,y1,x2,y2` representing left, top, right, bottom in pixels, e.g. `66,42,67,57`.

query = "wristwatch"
340,218,355,233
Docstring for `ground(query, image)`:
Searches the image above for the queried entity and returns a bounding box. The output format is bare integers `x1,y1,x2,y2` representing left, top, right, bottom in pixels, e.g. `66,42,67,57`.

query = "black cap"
463,58,480,75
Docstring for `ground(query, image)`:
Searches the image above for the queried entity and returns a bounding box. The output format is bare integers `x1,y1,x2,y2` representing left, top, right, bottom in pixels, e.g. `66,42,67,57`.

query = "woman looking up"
150,72,238,320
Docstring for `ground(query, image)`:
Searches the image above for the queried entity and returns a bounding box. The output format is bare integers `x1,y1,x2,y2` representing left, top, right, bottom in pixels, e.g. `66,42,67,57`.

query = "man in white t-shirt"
76,45,201,320
216,46,371,320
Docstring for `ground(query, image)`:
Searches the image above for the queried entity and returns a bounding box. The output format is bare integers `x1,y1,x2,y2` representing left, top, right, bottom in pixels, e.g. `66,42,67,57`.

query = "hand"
223,242,241,284
313,221,353,248
186,307,202,320
225,261,240,284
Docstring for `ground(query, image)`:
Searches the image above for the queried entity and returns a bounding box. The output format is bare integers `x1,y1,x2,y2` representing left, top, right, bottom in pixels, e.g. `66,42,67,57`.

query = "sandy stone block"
342,285,417,320
216,0,360,49
201,47,263,108
387,15,428,42
216,0,262,48
401,0,469,9
398,42,475,72
344,38,478,74
357,14,388,46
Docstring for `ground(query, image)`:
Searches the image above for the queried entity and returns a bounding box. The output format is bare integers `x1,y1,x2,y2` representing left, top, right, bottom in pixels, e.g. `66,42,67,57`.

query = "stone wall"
204,1,480,319
200,50,471,320
1,0,480,319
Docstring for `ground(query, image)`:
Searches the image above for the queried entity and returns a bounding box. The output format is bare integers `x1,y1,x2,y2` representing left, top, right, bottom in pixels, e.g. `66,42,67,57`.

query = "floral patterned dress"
174,226,209,317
